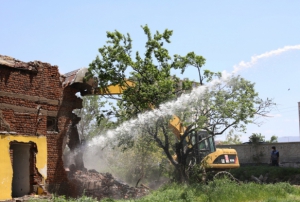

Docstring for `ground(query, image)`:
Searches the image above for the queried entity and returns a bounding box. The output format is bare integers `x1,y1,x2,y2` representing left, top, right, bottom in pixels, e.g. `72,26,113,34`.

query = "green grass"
116,180,300,202
28,180,300,202
29,166,300,202
229,165,300,183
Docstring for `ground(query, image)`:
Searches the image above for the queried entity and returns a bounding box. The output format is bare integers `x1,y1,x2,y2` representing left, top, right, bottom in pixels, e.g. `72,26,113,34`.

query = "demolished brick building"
0,55,94,200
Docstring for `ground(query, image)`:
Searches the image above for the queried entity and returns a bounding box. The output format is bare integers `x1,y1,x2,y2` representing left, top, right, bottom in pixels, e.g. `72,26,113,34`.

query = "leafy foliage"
88,25,204,120
219,129,242,145
249,133,265,143
88,25,275,183
267,135,278,143
145,75,275,182
73,95,111,141
249,133,278,143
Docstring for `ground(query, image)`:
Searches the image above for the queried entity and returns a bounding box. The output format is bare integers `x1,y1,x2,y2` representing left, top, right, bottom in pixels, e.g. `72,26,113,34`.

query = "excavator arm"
92,80,185,140
94,80,135,95
69,68,239,170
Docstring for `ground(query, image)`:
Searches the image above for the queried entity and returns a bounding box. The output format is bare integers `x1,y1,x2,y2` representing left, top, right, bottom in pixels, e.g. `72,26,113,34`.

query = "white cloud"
232,45,300,74
266,113,282,118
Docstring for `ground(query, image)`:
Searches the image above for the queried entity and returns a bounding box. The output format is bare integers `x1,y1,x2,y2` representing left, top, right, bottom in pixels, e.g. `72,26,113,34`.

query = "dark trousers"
271,160,279,166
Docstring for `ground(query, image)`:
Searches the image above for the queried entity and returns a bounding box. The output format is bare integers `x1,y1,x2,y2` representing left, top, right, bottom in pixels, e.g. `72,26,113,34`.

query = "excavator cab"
188,131,240,170
188,131,216,164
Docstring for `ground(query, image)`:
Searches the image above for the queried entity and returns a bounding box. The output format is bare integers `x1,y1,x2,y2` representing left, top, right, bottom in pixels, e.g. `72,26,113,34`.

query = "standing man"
270,146,279,166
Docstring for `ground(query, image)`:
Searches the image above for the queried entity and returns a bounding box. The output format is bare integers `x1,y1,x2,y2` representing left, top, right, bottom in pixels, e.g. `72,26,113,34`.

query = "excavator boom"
71,68,240,170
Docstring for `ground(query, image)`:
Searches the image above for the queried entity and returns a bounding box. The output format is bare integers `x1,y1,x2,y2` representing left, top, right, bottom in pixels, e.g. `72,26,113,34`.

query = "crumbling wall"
47,85,84,194
0,55,135,200
0,55,85,198
0,58,61,135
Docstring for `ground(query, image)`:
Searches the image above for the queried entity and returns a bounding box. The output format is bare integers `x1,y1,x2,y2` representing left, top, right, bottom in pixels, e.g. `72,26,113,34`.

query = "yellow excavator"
72,68,239,171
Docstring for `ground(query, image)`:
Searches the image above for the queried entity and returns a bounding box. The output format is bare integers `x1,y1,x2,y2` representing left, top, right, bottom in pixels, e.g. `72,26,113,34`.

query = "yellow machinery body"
204,148,240,169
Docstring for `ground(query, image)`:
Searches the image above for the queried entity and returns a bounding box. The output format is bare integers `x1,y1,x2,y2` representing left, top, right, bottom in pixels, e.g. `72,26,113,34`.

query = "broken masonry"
0,55,92,199
0,55,149,200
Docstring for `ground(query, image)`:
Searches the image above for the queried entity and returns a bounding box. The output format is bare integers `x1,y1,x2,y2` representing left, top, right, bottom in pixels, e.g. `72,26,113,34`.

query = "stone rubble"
68,169,149,200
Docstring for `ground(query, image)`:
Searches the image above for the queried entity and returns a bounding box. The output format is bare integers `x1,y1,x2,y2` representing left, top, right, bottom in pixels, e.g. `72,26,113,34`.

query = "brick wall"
0,56,84,195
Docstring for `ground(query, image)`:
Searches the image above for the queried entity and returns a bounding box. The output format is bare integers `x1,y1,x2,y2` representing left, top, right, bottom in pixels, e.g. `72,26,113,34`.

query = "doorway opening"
10,142,36,197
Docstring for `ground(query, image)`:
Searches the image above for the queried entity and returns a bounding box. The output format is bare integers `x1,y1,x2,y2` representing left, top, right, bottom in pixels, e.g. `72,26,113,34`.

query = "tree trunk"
174,143,189,183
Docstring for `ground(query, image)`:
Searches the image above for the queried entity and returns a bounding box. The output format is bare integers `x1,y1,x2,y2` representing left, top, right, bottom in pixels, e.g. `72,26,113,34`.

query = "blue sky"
1,1,300,142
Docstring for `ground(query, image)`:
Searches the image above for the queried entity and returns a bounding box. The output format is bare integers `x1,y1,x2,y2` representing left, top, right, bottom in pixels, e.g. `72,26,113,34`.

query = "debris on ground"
7,194,52,202
68,169,150,200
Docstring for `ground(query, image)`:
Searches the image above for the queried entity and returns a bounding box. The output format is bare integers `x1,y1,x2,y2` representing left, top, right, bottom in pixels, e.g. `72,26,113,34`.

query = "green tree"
249,133,265,143
249,133,278,143
74,95,111,141
269,135,278,143
267,135,278,143
88,25,275,182
219,129,242,145
159,75,274,182
88,25,203,120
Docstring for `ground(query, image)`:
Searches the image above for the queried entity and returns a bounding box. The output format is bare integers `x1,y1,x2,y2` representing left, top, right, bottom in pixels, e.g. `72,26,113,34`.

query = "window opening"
47,116,58,132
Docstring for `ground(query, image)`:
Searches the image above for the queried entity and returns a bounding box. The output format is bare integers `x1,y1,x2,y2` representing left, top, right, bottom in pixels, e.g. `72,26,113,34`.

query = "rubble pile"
68,169,149,200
